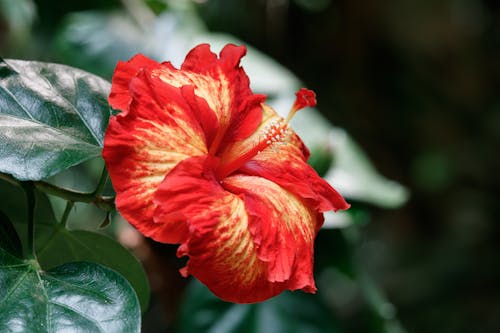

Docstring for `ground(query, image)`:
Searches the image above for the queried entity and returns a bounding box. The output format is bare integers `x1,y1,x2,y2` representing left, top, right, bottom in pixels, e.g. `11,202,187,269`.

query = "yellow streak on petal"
153,68,233,134
215,196,261,284
189,191,264,287
116,108,207,226
222,175,319,289
225,175,317,244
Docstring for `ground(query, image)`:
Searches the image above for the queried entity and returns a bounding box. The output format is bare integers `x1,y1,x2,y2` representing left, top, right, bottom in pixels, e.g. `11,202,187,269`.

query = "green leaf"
0,211,23,258
55,11,148,78
37,229,150,313
0,248,140,332
0,179,149,312
177,280,341,333
0,59,111,181
55,8,208,78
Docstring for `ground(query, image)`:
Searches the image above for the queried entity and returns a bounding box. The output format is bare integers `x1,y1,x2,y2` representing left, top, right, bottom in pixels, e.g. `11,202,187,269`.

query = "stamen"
216,119,287,179
215,89,316,179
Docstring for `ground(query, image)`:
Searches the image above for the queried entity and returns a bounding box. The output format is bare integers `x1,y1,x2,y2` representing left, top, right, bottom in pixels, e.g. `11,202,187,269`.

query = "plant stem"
60,201,75,228
33,181,115,211
0,172,115,211
0,172,18,186
93,166,109,197
21,182,37,260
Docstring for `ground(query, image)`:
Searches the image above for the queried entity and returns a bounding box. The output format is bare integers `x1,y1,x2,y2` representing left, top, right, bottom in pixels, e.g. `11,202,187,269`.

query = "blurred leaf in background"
0,0,36,55
178,280,342,333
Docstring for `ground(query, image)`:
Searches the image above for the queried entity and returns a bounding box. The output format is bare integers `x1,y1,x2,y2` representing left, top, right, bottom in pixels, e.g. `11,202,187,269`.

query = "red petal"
152,44,261,153
103,71,208,243
152,156,221,244
217,103,310,178
181,43,219,72
109,54,160,113
219,103,348,213
240,143,350,214
179,85,219,148
223,174,322,292
154,156,317,303
227,94,265,141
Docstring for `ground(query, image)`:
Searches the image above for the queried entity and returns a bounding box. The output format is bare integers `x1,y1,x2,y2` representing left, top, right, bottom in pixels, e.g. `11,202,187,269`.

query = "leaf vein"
42,274,114,304
0,267,31,310
0,84,38,122
49,301,105,332
0,114,100,147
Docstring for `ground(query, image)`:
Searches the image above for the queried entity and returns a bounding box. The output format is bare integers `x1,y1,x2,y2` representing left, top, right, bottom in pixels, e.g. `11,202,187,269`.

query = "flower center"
215,88,316,180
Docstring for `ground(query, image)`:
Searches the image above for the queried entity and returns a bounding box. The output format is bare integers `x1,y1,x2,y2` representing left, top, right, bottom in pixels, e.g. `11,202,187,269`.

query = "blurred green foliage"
1,0,499,332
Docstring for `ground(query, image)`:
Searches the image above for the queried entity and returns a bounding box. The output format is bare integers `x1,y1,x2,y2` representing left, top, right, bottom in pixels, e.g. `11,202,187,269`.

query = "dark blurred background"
1,0,499,332
200,1,500,331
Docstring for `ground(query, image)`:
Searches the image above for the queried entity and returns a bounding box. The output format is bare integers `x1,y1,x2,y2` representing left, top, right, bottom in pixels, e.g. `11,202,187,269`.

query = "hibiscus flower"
103,43,349,303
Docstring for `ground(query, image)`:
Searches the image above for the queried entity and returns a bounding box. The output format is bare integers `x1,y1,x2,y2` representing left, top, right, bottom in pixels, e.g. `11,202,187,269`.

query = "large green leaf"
0,59,111,181
37,229,150,313
0,179,150,312
177,280,341,333
0,248,140,332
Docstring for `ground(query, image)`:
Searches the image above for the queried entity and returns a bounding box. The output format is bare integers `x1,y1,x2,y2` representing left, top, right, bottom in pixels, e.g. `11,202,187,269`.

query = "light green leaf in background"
56,10,152,78
0,0,36,45
177,279,341,333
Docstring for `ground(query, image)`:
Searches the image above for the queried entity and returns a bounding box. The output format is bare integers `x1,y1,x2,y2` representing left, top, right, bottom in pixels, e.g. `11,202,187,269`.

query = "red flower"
103,44,349,303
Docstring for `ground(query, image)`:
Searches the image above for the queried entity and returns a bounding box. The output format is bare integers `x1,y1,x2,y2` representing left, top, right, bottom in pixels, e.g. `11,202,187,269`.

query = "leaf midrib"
0,113,102,148
49,300,105,332
0,263,111,332
0,264,30,310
